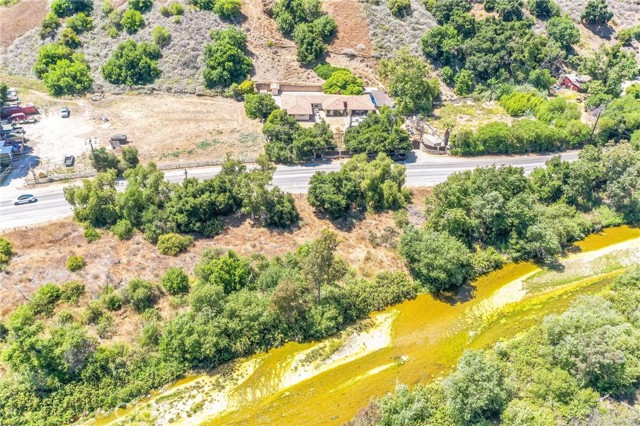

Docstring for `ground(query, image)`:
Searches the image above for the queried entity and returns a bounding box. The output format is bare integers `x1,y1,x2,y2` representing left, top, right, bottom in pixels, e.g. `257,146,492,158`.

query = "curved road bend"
0,151,580,230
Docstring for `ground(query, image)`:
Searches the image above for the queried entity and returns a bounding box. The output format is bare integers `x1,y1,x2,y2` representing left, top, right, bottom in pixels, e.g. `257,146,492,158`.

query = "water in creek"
92,225,640,426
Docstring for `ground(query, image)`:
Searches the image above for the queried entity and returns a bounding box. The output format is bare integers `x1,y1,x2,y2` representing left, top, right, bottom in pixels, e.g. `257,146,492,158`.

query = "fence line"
0,165,13,183
24,156,260,185
0,219,61,235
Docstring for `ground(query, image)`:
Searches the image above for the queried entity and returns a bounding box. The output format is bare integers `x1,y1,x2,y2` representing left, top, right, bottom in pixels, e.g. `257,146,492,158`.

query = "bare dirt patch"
0,0,46,51
241,0,320,84
323,0,381,86
14,89,265,171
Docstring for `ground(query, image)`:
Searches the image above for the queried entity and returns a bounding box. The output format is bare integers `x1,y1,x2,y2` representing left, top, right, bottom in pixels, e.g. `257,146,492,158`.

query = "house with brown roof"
280,93,376,121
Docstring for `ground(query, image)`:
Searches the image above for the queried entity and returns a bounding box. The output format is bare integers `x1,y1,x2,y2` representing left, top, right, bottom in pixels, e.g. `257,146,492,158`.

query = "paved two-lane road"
0,151,580,230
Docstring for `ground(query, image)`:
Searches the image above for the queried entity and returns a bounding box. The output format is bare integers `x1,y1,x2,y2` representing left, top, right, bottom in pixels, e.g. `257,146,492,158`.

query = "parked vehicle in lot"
14,194,37,205
110,134,127,143
60,107,70,118
64,155,75,167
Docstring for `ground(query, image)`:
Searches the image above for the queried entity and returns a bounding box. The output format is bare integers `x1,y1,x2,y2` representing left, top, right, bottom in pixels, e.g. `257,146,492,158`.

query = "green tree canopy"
379,49,440,114
546,16,580,49
102,40,161,86
344,107,412,156
244,94,278,120
398,226,474,291
321,70,364,95
203,28,253,88
581,0,613,25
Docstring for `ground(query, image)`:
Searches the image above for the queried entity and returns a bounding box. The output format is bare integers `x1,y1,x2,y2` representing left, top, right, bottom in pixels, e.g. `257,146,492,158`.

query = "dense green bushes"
451,116,589,155
66,255,86,272
0,233,418,425
244,94,278,120
546,16,580,49
40,12,61,39
66,12,93,33
156,233,194,255
50,0,92,18
344,107,412,156
397,145,640,292
581,45,638,108
353,268,640,426
65,158,300,243
499,91,545,116
322,70,364,95
273,0,336,64
162,267,189,294
33,43,93,96
151,25,171,48
420,5,567,95
399,227,474,291
379,49,440,114
314,62,348,79
0,237,14,271
203,28,253,88
263,109,334,163
308,153,410,218
581,0,613,25
102,41,161,86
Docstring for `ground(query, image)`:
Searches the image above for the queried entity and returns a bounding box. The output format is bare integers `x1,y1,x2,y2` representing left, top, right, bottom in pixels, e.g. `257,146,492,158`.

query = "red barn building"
561,74,591,92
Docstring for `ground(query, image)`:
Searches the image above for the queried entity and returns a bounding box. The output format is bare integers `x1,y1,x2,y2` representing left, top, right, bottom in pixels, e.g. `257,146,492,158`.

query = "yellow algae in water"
575,225,640,252
93,226,640,426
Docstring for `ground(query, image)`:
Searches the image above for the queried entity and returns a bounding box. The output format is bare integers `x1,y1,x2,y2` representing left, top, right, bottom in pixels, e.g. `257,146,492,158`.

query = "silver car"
14,194,37,205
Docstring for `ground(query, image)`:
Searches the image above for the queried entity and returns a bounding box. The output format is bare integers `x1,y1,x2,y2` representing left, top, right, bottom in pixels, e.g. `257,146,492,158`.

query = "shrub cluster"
0,233,418,425
66,255,86,272
33,44,93,96
64,158,300,244
156,233,194,256
400,144,640,292
308,153,411,218
263,110,334,163
203,28,253,88
321,69,364,95
273,0,337,63
102,41,161,86
420,1,573,96
344,106,412,156
0,237,14,271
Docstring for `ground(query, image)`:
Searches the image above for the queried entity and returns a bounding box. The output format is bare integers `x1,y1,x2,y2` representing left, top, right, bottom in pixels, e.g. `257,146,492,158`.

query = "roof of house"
323,95,375,111
0,146,13,154
564,74,592,86
280,93,375,115
369,90,394,107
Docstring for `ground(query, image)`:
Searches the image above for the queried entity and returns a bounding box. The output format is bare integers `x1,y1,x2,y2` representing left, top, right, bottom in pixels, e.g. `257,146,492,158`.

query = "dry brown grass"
0,0,47,50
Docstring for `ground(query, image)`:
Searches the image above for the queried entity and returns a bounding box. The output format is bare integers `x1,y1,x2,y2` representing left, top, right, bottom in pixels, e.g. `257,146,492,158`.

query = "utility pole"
590,107,603,142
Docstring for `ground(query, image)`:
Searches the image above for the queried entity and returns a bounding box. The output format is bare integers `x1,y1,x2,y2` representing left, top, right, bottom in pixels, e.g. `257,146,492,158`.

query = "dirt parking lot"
14,89,266,174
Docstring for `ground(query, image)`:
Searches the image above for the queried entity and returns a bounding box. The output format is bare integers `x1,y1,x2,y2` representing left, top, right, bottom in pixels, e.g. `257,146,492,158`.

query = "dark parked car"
110,134,128,143
64,155,75,167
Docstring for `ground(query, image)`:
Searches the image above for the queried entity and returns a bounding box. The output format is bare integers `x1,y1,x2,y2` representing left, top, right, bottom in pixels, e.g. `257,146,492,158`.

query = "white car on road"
14,194,38,205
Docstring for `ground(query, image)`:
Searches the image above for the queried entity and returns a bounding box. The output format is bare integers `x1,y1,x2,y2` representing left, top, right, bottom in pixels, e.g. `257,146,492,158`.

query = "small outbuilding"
561,74,592,92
